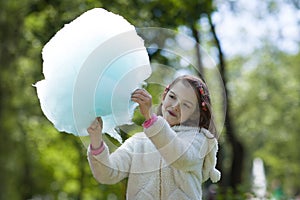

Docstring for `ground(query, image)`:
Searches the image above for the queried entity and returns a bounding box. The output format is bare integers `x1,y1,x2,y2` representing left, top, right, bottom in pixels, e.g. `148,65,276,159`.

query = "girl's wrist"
91,140,102,149
143,114,158,128
90,141,104,155
90,132,102,149
90,131,102,138
144,108,154,120
145,113,152,121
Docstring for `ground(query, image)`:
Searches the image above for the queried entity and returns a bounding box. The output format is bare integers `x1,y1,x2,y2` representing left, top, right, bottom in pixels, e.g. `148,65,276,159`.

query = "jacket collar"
171,126,214,138
171,125,200,132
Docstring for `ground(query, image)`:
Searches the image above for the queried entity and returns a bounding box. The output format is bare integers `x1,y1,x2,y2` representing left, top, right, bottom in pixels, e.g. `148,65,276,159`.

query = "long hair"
157,75,217,137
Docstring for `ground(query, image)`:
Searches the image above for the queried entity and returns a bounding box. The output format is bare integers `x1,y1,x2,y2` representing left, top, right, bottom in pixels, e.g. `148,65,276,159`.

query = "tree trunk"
207,14,244,192
74,139,86,200
18,122,34,200
191,24,204,78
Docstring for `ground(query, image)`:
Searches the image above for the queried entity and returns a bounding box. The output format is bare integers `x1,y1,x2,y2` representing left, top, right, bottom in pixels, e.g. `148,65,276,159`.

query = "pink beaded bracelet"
143,114,158,128
90,141,105,155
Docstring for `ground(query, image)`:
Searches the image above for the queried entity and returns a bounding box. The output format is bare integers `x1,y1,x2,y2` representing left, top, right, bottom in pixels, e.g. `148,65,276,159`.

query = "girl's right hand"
131,89,153,120
87,117,103,149
87,117,103,135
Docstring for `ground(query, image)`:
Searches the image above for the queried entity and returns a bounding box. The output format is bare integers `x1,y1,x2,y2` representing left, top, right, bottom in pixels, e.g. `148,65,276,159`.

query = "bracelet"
90,141,105,155
143,114,158,128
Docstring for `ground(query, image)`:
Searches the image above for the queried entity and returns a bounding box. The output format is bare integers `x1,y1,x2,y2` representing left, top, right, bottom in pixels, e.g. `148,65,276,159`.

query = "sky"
211,0,300,57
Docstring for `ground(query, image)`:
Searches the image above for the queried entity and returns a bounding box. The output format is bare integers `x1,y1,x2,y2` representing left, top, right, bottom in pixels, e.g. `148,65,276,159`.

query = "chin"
165,117,177,127
163,112,178,126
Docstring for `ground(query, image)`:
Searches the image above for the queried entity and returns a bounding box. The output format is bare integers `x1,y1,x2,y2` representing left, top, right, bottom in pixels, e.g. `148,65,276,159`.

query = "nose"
173,100,180,111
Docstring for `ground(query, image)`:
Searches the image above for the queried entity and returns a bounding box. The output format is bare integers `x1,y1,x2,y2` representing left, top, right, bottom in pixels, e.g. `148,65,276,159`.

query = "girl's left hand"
131,89,152,120
87,117,103,150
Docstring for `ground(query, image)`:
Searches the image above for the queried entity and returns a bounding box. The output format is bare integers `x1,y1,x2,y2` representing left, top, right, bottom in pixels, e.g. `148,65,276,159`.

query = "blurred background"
0,0,299,199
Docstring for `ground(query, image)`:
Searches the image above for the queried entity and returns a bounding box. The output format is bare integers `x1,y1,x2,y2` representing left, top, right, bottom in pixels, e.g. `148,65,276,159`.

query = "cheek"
160,102,166,115
180,109,190,120
161,100,172,118
182,107,198,120
161,99,169,110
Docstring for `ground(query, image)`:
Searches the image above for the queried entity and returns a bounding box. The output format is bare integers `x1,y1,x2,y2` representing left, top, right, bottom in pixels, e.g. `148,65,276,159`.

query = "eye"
183,103,191,109
169,94,175,99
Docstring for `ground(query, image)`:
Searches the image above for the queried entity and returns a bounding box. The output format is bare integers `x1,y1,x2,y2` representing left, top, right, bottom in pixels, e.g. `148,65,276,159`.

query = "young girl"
87,75,221,200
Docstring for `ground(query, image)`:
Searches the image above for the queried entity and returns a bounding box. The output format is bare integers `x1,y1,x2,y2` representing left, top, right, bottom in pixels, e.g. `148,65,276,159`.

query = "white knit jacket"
87,116,221,200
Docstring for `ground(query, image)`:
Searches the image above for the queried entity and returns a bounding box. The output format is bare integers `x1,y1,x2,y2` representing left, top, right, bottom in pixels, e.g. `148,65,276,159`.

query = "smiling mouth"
168,110,177,117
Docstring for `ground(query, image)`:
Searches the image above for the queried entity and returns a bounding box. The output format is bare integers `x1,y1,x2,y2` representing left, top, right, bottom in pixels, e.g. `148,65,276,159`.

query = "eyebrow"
169,91,194,106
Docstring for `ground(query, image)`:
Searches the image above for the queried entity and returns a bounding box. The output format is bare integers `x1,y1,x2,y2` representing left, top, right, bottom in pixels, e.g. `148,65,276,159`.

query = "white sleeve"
201,138,221,183
87,138,134,184
144,116,204,171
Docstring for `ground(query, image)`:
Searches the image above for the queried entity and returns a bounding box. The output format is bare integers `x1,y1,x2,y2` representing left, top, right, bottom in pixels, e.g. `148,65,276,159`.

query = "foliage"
0,0,215,199
228,45,300,197
1,0,299,199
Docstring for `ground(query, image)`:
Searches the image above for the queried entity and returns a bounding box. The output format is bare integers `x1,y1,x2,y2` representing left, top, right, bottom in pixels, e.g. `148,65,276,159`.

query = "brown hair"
157,75,217,137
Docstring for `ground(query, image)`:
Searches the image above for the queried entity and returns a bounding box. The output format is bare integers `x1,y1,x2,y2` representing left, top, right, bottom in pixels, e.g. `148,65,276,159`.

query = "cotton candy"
35,8,151,143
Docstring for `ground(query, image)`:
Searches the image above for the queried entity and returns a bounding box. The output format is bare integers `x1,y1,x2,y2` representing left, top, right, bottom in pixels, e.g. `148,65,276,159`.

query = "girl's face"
162,81,199,126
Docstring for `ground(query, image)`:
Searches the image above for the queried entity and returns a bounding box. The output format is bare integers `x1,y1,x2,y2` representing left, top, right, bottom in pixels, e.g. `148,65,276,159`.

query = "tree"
207,14,245,192
230,45,300,197
1,0,250,199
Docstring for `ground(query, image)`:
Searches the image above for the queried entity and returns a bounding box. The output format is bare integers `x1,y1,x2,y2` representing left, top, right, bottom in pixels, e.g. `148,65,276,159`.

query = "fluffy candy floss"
35,8,152,143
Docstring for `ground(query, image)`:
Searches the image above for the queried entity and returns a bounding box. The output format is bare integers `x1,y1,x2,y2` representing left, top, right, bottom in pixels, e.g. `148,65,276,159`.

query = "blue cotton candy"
35,8,151,143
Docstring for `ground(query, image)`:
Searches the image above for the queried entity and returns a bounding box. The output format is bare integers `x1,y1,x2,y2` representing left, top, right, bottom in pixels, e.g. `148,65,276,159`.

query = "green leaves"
230,47,300,196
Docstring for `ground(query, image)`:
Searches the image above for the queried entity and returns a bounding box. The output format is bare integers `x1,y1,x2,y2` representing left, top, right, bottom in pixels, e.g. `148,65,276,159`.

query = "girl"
87,75,221,200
